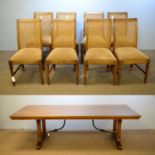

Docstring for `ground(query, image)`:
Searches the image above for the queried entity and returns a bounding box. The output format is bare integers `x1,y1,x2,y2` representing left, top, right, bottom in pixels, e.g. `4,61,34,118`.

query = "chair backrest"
108,12,128,19
113,18,137,48
56,12,76,20
84,12,104,37
17,19,42,49
86,19,111,49
52,19,76,49
34,12,53,46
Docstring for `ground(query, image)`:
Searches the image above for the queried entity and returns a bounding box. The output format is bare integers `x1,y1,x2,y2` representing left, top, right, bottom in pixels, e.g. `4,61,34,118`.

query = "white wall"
0,0,155,50
0,95,155,130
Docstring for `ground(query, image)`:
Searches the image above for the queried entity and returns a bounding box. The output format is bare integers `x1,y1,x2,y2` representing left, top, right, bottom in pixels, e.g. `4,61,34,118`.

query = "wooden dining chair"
113,18,150,84
83,19,117,85
108,12,128,49
108,12,128,19
56,12,76,20
81,12,104,63
46,19,79,84
56,12,79,57
34,12,53,48
8,19,43,85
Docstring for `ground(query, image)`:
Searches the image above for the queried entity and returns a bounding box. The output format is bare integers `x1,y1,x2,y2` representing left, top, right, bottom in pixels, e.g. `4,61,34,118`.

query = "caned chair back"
114,18,137,48
56,12,76,20
52,19,76,49
108,12,128,19
34,12,53,46
17,19,42,49
84,12,104,36
86,19,112,49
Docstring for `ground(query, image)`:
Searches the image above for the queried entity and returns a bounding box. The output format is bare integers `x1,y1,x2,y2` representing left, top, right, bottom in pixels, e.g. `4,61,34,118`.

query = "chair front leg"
8,61,16,86
39,62,44,84
144,60,150,84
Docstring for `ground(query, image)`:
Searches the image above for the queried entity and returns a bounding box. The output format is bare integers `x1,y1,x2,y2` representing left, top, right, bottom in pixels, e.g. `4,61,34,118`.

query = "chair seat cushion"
42,35,51,46
9,48,42,64
84,48,117,64
115,47,150,64
46,48,78,64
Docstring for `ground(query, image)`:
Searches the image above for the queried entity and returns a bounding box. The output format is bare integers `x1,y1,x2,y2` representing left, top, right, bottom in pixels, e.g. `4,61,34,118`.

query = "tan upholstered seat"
46,48,78,64
83,19,117,85
115,47,149,64
85,48,116,65
10,48,42,64
81,12,104,63
34,12,53,47
8,19,43,85
45,19,79,84
114,18,150,84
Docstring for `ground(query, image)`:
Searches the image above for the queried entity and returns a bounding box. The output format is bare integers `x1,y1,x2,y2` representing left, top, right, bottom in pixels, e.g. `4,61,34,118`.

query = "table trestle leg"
36,119,47,150
113,119,123,150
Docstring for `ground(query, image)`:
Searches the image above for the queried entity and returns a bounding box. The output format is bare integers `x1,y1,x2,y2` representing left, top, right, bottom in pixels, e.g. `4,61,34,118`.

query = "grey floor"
0,50,155,94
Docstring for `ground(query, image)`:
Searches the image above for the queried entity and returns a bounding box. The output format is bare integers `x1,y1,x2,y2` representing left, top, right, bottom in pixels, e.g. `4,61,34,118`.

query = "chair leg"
81,44,85,64
76,43,79,57
21,64,25,71
8,61,16,86
84,64,88,85
46,64,50,85
42,59,45,70
130,64,133,69
113,65,117,86
144,60,150,84
117,63,121,85
75,64,79,85
52,64,56,71
39,63,44,84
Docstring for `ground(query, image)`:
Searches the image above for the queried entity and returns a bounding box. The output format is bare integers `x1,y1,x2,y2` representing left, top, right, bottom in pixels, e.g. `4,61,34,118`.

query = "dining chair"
113,18,150,84
8,19,43,85
46,19,79,84
83,19,117,85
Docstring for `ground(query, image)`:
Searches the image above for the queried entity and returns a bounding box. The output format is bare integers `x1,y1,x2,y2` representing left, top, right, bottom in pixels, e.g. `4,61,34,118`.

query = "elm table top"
10,105,141,120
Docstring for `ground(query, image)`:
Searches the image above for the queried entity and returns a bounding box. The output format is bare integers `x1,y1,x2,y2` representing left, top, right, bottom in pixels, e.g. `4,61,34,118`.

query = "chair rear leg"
113,65,117,86
144,60,150,84
130,64,133,69
21,64,25,71
8,61,16,86
117,63,121,85
39,63,44,84
75,64,79,85
52,64,56,71
46,64,50,85
84,64,88,85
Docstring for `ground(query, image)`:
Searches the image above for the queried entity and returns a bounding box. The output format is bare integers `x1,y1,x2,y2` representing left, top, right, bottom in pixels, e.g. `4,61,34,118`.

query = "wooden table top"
10,105,141,120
